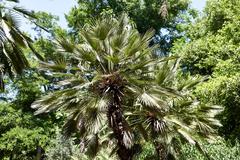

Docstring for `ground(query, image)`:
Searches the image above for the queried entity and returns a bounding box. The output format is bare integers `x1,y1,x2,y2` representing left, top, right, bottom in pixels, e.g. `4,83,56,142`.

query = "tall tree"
32,15,222,160
0,71,62,160
173,0,240,141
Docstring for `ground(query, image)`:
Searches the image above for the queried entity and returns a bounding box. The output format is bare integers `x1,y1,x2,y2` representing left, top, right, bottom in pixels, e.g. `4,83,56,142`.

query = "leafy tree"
29,11,71,64
173,0,240,140
32,14,222,160
31,11,59,37
0,102,53,160
0,70,64,159
195,74,240,141
173,0,240,75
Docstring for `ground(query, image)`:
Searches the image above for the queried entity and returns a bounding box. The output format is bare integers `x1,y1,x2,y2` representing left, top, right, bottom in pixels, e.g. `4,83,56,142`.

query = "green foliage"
195,74,240,140
174,0,240,75
28,11,71,66
2,0,238,159
0,102,52,159
46,130,81,160
31,11,69,38
0,126,48,160
46,130,118,160
33,11,59,34
134,139,240,160
0,71,62,159
180,139,240,160
173,0,240,140
67,0,190,32
134,142,158,160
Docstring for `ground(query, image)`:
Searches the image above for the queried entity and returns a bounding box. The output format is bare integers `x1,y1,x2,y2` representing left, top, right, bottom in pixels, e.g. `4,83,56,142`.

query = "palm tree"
0,0,42,90
32,14,222,160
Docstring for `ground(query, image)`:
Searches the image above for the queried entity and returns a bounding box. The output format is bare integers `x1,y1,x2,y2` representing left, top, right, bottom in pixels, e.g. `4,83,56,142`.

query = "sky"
17,0,206,33
191,0,206,11
18,0,77,29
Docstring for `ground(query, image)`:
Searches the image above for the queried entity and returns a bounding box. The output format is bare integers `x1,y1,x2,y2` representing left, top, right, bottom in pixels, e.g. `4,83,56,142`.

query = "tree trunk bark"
154,142,167,160
107,96,134,160
117,143,134,160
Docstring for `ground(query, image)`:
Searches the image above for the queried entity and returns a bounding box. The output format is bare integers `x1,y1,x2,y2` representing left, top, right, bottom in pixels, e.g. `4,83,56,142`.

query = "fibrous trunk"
98,74,134,159
107,94,134,160
155,142,168,160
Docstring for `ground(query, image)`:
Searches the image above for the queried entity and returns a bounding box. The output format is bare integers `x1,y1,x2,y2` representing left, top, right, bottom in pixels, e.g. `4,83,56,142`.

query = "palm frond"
137,92,165,110
13,7,36,18
177,128,196,145
85,134,99,158
5,0,19,3
56,36,75,53
177,75,208,91
122,131,134,149
0,2,41,90
62,112,79,138
40,57,68,72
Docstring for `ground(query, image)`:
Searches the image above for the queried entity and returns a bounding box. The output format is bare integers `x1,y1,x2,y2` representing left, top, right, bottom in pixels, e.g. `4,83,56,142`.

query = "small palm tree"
0,0,42,90
32,14,222,160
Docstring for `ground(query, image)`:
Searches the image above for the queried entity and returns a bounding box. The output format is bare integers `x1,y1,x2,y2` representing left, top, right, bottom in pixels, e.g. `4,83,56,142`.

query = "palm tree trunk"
107,94,134,160
154,142,167,160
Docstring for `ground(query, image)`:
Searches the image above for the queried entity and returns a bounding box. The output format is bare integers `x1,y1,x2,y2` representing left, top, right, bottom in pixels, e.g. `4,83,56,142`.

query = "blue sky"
19,0,77,29
191,0,206,11
18,0,206,32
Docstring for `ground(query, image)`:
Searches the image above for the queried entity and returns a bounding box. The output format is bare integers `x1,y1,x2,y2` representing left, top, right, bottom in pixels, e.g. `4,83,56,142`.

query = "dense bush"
180,139,240,160
0,103,50,160
133,139,240,160
133,142,158,160
195,74,240,140
46,130,117,160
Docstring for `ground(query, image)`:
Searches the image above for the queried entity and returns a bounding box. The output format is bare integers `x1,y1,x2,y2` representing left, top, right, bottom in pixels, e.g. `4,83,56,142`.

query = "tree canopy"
173,0,240,141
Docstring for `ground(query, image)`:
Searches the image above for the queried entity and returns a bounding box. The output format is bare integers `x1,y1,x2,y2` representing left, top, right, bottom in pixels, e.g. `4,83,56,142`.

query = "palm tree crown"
32,14,222,160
